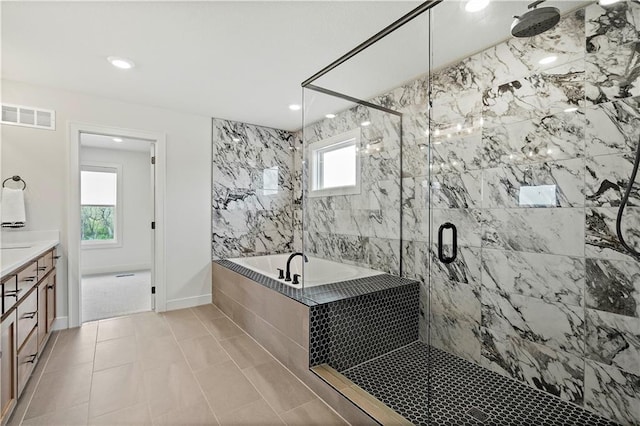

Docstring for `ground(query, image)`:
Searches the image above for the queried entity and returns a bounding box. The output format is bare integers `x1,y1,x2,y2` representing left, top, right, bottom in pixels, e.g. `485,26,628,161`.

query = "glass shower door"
428,2,640,425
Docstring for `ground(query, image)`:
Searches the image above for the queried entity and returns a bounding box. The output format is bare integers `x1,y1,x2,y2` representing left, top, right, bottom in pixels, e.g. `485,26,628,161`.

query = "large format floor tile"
8,307,345,426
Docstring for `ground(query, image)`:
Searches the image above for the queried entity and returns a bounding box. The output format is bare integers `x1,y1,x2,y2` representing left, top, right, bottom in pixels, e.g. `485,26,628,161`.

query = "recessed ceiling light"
564,107,579,113
107,56,135,70
465,0,490,13
112,137,123,142
539,55,558,65
325,113,336,119
232,137,240,142
289,104,301,111
599,0,621,5
361,121,371,127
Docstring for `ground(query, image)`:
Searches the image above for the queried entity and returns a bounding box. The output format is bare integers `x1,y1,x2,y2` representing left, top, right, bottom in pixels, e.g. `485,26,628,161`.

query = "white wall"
80,146,152,275
1,79,212,322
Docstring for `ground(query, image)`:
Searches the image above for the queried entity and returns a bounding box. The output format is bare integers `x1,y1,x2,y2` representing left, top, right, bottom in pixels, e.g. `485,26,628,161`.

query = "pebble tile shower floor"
342,342,618,426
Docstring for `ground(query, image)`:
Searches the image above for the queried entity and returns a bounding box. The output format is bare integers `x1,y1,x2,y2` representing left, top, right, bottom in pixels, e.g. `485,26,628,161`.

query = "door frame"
68,122,167,327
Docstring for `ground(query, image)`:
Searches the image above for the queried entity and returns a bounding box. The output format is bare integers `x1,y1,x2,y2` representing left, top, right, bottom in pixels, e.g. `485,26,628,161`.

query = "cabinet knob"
23,311,37,319
47,285,54,290
54,255,61,259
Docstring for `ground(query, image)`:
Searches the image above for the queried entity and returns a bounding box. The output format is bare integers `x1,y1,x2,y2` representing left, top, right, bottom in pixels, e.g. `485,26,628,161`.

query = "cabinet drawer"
17,326,38,397
2,275,17,315
16,289,37,350
16,262,38,296
37,251,54,281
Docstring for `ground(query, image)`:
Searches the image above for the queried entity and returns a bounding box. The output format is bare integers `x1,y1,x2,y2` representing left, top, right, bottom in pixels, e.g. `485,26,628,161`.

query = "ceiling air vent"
1,103,55,130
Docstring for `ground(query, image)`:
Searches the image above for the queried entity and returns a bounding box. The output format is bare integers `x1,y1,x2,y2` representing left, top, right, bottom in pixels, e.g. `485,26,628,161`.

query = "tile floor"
8,305,348,425
343,342,618,426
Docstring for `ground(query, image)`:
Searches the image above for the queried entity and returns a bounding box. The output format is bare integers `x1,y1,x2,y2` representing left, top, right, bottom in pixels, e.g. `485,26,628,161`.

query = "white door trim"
68,122,167,327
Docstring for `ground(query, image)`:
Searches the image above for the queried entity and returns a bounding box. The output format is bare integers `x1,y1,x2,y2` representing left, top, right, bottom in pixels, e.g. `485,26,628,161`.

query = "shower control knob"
292,274,301,285
277,268,284,280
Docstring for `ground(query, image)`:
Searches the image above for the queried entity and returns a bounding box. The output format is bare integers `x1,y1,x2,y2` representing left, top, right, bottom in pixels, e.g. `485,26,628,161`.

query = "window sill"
81,240,122,250
308,185,361,198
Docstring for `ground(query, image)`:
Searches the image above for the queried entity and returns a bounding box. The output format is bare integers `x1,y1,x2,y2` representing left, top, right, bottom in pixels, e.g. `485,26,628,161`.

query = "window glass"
81,169,117,242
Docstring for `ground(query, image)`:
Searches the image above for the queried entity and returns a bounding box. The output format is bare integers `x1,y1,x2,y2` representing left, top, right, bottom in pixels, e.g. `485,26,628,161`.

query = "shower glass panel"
300,2,430,301
428,1,640,425
300,87,403,299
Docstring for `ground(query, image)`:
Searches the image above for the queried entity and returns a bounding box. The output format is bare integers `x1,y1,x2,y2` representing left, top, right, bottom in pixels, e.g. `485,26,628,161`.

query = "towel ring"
2,175,27,190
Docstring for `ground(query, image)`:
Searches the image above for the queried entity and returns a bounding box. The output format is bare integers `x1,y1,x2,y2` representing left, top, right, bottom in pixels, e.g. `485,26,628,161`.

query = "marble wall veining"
210,3,639,424
211,118,296,259
299,104,403,275
421,4,639,425
297,3,640,425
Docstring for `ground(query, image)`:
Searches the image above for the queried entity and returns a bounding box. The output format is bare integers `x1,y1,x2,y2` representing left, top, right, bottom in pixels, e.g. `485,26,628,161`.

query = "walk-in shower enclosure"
300,1,640,425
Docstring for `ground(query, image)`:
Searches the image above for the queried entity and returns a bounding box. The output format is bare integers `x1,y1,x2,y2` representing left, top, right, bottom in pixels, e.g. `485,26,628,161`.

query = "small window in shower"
308,129,361,197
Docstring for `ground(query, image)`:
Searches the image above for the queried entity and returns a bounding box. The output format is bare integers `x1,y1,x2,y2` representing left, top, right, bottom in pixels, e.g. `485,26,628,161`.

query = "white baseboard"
165,294,212,311
82,263,151,276
52,316,69,330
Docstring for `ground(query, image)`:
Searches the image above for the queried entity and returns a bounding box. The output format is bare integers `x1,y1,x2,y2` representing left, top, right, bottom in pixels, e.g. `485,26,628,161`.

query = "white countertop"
1,240,59,278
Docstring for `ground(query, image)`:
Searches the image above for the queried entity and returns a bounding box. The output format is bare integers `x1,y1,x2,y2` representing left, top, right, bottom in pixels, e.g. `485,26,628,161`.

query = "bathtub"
228,254,384,288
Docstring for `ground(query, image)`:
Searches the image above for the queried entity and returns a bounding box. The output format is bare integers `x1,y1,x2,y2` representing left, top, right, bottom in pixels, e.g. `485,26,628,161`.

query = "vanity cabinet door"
0,311,17,425
37,280,48,349
47,274,56,332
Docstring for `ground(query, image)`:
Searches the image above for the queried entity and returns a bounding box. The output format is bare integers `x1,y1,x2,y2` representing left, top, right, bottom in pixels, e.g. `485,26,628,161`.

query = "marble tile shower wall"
211,118,296,259
408,4,638,425
299,107,403,274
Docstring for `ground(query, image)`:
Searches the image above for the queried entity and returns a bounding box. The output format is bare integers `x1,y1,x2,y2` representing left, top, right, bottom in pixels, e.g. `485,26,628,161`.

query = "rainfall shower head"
511,0,560,38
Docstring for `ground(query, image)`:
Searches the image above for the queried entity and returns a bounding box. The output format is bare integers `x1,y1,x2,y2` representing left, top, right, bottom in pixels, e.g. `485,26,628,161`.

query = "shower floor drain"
466,407,490,422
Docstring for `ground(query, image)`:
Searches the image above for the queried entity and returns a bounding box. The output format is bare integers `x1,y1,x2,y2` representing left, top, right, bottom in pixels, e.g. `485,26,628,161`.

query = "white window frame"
308,129,361,197
80,162,123,249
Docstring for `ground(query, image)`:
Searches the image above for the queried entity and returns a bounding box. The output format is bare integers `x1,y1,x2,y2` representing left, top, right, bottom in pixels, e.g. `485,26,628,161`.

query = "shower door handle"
438,222,458,264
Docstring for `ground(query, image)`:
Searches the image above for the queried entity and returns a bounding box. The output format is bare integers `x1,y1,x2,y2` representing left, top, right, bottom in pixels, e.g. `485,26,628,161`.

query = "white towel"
1,187,26,228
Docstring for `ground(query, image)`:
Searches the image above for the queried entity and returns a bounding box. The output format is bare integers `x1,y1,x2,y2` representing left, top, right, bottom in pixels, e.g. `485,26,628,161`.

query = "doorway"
79,133,154,321
68,123,166,327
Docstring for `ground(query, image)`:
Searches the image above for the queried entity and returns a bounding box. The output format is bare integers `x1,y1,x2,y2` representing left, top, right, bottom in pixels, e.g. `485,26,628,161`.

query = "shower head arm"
528,0,546,9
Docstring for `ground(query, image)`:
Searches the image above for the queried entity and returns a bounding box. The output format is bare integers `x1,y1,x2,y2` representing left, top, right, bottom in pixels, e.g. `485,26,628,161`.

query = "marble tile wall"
420,4,639,425
295,3,640,425
299,104,403,275
211,118,296,259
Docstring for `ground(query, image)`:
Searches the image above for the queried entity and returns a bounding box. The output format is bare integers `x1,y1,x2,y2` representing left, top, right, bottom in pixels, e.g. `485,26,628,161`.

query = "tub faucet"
285,252,308,282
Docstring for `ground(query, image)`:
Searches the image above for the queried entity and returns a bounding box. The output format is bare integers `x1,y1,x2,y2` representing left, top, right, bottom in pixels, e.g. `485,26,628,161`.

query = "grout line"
186,306,288,424
163,309,223,426
13,331,61,425
190,304,350,425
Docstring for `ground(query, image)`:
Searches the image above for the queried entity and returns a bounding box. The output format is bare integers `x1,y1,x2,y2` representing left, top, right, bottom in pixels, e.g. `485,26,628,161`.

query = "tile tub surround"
211,118,297,259
212,261,384,425
291,3,639,425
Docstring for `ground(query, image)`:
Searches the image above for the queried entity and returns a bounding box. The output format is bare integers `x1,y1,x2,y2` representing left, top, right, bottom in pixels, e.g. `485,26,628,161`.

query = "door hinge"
151,286,156,294
151,156,156,165
151,221,156,230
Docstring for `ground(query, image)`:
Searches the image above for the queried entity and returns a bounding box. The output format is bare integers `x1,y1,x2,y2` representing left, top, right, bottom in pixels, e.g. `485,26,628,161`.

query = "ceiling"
2,1,586,132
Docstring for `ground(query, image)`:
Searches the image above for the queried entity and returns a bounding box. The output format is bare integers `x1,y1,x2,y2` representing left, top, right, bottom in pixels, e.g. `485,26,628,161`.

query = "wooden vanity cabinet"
0,311,17,425
0,246,58,425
